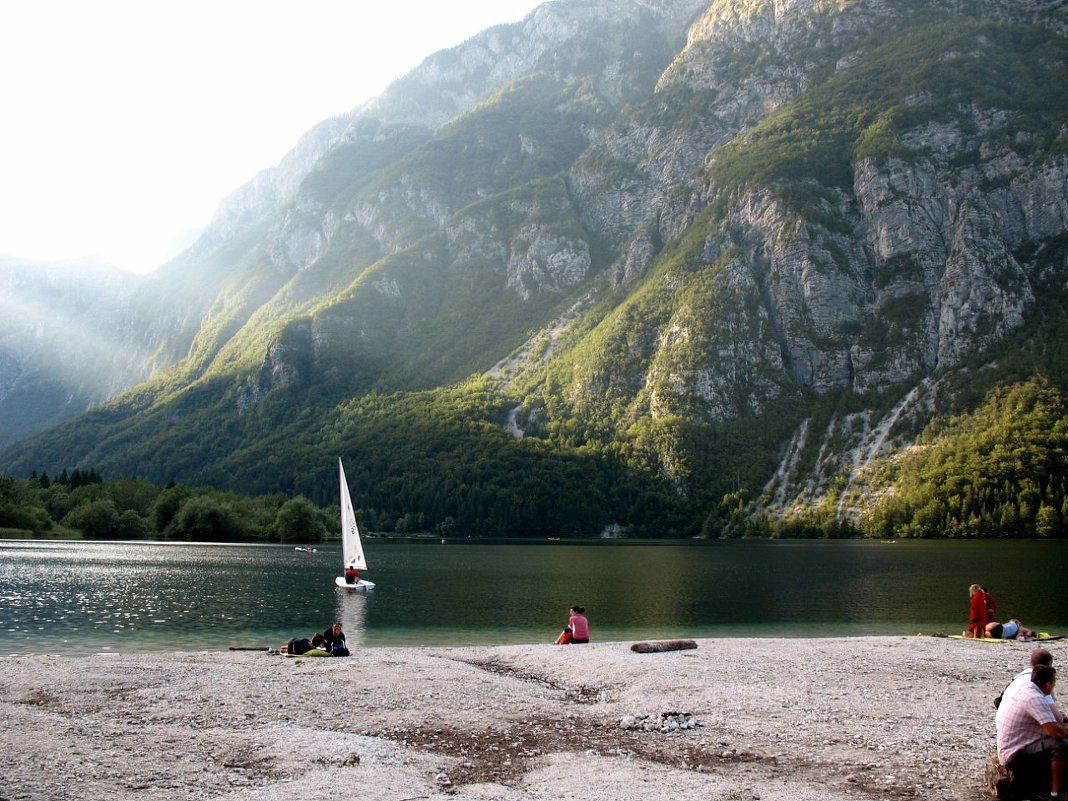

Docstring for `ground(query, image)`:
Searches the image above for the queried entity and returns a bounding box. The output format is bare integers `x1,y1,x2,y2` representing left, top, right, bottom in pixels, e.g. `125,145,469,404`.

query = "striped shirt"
997,680,1057,765
999,669,1058,713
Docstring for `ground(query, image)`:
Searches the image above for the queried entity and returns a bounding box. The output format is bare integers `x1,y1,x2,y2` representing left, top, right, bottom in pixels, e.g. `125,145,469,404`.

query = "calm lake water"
1,538,1066,655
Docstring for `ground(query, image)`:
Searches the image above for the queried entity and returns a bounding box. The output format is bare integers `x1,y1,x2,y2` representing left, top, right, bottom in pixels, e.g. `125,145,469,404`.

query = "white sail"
339,458,367,571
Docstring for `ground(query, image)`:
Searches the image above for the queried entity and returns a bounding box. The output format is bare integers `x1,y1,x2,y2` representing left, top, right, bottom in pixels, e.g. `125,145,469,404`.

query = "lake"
1,538,1066,655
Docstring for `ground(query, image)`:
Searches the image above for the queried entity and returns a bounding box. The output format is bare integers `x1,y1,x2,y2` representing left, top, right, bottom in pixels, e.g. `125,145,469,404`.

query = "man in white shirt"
996,664,1068,799
997,650,1063,722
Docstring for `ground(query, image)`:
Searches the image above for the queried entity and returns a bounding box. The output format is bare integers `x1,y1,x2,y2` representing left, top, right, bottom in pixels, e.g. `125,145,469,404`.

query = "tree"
63,500,120,538
435,516,457,538
169,496,247,541
115,510,151,539
0,475,51,532
274,497,326,542
41,485,71,523
108,479,161,517
1035,503,1059,538
150,485,193,533
0,501,51,532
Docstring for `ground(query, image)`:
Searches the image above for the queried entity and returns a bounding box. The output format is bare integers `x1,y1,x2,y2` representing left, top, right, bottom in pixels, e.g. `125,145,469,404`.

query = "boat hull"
335,576,375,591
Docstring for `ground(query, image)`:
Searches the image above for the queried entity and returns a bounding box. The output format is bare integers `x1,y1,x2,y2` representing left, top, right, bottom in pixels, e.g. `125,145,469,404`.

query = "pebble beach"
1,635,1058,801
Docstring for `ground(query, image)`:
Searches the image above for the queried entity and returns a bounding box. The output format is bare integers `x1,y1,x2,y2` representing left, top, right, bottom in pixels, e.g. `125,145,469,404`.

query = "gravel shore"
1,635,1059,801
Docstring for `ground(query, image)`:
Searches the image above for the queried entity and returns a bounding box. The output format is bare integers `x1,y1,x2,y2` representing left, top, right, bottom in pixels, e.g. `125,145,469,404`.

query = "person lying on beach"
281,633,329,655
986,619,1037,640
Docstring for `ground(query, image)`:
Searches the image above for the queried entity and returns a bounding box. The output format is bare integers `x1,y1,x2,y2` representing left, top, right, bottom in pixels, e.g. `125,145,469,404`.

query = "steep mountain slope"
3,0,1068,538
513,0,1068,513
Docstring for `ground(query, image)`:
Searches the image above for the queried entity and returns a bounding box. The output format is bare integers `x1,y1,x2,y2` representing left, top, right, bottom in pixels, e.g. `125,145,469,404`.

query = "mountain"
3,0,1068,539
0,256,147,446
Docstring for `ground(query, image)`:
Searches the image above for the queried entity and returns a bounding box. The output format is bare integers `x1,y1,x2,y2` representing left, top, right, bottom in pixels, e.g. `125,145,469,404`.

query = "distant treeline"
0,471,346,542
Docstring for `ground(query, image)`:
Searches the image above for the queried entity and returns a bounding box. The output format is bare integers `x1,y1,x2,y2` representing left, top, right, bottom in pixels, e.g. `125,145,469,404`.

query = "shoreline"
3,626,1016,659
2,635,1057,801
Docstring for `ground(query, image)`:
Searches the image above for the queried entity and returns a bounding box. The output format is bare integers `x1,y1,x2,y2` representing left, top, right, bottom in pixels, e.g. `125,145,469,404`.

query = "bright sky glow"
0,1,545,274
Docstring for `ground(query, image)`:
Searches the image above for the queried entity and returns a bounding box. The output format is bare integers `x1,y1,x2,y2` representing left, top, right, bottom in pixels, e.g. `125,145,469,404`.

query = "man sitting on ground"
996,664,1068,799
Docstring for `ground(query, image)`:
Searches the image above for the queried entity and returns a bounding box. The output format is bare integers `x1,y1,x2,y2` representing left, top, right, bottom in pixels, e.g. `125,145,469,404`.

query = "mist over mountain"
0,256,145,446
4,0,1068,539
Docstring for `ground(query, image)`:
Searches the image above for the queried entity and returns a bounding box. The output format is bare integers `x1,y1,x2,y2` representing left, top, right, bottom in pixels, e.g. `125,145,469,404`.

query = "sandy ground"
0,635,1058,801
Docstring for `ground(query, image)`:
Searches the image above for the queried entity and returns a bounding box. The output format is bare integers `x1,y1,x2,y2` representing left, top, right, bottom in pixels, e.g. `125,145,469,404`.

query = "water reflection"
335,590,368,647
2,538,1067,654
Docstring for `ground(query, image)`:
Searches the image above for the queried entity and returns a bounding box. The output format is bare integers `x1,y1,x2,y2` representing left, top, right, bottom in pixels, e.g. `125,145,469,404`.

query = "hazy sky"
0,1,546,273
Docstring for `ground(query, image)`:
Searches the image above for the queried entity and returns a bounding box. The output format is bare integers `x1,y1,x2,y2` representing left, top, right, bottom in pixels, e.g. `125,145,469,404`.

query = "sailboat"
335,457,375,591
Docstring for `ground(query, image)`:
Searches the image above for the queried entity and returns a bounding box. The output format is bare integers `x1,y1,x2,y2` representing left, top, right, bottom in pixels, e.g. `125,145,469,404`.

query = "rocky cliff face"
508,0,1068,520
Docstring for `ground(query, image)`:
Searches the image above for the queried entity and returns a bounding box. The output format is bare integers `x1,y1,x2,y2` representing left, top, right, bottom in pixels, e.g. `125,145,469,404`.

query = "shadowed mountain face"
4,0,1068,537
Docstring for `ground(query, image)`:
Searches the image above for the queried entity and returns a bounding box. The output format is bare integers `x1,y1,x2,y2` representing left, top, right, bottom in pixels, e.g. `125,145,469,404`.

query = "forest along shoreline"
0,635,1048,801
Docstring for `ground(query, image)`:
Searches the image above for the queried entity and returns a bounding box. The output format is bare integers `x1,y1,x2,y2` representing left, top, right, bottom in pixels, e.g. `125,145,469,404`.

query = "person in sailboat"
322,621,350,656
344,564,360,584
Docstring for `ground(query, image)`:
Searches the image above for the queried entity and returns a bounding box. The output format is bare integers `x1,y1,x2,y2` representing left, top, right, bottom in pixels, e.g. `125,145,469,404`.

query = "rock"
984,748,1048,800
618,711,701,732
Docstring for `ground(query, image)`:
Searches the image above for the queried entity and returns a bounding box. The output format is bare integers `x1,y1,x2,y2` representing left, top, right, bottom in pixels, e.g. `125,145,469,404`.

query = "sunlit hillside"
3,0,1068,539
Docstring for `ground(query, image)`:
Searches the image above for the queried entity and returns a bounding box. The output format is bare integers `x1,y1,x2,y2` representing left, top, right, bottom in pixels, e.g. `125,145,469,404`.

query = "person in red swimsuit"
966,583,997,638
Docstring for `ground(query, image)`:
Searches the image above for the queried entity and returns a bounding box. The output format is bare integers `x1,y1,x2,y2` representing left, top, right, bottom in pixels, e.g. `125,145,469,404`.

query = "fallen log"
630,639,698,653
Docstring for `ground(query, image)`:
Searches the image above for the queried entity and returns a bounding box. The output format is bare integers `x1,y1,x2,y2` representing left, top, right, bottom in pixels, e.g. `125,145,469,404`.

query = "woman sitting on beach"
555,605,589,645
322,621,350,656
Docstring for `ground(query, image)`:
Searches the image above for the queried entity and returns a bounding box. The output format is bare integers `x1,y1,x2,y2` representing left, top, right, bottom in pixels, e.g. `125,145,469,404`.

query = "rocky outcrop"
506,228,591,300
209,116,351,241
366,0,709,130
